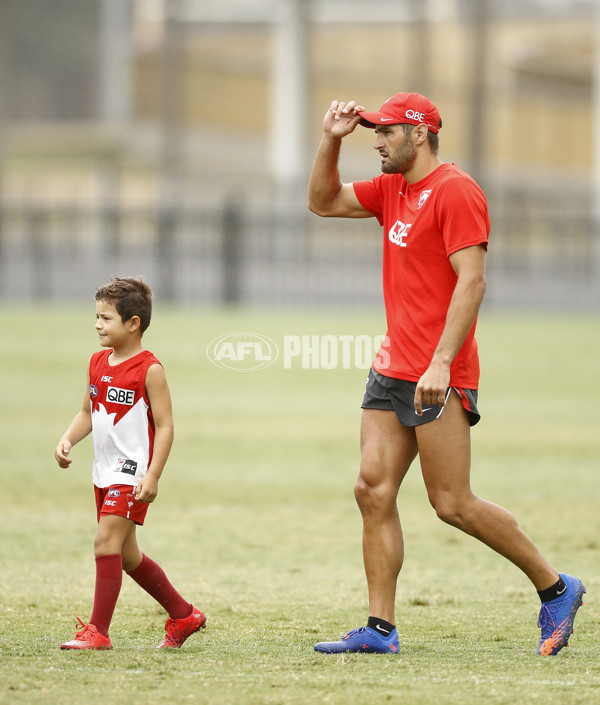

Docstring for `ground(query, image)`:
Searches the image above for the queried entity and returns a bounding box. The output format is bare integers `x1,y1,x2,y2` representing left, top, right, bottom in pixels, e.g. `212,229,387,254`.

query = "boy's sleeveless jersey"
353,163,490,389
88,349,160,488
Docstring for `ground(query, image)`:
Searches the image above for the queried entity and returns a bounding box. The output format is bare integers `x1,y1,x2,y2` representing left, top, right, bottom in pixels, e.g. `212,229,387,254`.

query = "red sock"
127,554,192,620
89,554,123,637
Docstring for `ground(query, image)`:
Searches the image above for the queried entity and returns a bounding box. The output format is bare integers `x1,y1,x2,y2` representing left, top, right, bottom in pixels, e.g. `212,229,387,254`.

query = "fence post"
156,205,176,302
30,207,51,300
221,198,242,305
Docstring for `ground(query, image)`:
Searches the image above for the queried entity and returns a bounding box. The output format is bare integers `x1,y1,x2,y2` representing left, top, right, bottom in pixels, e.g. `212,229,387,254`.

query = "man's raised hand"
323,100,365,138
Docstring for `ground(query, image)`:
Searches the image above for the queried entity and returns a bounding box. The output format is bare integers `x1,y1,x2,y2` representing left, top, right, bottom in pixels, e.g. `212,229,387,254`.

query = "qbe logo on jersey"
206,332,279,372
106,386,136,405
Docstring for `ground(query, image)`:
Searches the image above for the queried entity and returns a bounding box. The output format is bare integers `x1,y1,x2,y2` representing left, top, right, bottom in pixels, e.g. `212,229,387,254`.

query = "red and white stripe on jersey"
89,349,161,489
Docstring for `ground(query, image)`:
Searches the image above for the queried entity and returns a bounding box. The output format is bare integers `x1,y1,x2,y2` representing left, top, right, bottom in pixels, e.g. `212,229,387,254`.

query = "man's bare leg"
416,392,558,590
355,409,418,623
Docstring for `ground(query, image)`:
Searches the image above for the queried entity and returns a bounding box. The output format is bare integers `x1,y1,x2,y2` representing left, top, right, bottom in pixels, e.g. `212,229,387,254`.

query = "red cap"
357,92,441,134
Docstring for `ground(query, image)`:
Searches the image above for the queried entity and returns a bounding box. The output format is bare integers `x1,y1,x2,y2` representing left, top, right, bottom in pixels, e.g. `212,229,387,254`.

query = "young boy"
55,277,205,650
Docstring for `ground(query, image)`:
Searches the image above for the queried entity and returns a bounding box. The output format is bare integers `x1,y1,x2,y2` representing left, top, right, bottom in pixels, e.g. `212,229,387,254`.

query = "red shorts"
94,484,149,526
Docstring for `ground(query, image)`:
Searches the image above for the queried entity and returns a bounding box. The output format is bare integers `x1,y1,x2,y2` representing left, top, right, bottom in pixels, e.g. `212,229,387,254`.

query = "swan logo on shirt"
388,220,411,247
418,189,432,210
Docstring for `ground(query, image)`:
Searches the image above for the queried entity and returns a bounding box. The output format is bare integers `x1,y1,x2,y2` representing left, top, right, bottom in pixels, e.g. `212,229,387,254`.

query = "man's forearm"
308,133,343,215
431,273,486,368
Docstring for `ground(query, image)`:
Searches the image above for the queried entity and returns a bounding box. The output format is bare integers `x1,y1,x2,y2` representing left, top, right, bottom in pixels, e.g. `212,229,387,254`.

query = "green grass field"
1,305,599,705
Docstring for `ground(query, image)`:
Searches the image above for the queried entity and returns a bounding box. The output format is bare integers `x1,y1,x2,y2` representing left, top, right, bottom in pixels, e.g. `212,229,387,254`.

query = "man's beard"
381,140,417,174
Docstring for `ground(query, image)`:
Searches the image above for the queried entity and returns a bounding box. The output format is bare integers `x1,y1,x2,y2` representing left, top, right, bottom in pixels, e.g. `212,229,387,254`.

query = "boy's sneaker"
314,626,400,654
158,605,206,648
61,616,112,650
537,573,586,656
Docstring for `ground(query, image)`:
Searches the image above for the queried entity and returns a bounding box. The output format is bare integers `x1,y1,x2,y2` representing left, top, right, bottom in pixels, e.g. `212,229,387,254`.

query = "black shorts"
361,368,480,427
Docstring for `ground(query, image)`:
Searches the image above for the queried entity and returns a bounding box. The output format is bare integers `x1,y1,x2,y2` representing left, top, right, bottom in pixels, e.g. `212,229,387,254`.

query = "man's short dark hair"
95,277,153,332
401,121,441,155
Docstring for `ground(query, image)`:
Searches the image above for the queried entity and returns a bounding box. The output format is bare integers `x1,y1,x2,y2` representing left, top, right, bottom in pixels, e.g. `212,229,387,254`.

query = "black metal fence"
1,188,598,309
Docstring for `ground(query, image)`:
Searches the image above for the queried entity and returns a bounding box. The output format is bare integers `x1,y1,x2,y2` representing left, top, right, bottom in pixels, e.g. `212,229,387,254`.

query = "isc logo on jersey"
116,458,138,476
106,386,136,405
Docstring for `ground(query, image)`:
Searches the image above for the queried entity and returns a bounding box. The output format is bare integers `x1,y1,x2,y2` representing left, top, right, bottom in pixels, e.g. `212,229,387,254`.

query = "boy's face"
95,299,133,349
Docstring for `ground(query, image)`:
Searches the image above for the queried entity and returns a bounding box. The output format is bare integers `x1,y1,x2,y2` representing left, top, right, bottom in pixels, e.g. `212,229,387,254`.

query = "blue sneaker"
537,573,586,655
314,626,400,654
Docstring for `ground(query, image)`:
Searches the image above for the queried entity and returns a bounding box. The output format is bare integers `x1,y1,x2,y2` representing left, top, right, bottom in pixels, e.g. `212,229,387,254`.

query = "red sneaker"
158,605,206,648
61,616,112,650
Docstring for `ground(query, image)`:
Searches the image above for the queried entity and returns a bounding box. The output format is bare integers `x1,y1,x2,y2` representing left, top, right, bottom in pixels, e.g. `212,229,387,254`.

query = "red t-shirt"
353,163,490,388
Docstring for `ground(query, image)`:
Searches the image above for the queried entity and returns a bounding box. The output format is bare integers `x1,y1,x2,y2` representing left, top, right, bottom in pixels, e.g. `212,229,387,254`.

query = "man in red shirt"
308,92,585,656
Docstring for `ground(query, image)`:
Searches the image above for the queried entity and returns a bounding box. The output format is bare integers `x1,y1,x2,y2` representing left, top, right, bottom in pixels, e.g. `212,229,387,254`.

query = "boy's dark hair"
95,277,153,333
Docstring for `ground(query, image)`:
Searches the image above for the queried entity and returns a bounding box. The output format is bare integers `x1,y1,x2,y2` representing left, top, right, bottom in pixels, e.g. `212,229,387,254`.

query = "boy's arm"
55,369,92,468
135,363,174,503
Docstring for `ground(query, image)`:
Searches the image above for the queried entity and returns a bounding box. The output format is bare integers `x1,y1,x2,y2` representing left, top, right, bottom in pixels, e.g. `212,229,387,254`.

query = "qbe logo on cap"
405,109,425,121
